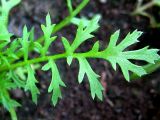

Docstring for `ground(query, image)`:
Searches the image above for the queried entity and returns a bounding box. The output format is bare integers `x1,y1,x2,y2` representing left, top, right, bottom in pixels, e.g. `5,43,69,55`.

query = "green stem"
0,51,100,72
9,108,17,120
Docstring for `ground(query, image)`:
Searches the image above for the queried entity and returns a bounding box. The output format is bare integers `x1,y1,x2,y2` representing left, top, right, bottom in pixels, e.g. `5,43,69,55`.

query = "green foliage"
40,13,57,56
132,0,160,27
0,0,159,120
62,15,100,65
132,0,160,77
71,14,101,27
99,30,159,81
78,57,104,100
0,0,21,26
70,15,100,52
20,26,30,61
0,73,20,120
67,0,73,14
153,0,160,6
42,59,66,106
25,65,40,104
8,70,25,88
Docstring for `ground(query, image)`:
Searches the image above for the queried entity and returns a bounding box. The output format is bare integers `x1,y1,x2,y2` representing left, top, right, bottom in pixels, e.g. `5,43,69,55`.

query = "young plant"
0,0,159,120
132,0,160,27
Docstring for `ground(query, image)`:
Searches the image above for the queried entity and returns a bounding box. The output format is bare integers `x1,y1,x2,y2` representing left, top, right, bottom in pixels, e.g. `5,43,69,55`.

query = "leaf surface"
78,57,104,100
42,60,66,106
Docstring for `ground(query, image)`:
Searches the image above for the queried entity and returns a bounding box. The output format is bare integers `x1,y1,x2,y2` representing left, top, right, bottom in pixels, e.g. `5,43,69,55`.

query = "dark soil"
0,0,160,120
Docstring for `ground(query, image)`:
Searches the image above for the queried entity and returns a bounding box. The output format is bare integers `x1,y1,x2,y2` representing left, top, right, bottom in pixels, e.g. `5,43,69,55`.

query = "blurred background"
1,0,160,120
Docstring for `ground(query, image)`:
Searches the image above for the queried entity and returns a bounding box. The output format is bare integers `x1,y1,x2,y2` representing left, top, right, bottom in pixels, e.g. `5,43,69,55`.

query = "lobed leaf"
0,73,20,115
8,70,25,88
41,13,57,56
78,57,104,100
19,26,30,61
62,15,100,65
0,23,12,44
71,15,101,27
0,0,21,26
25,65,40,104
99,30,160,81
42,59,66,106
62,15,100,55
5,39,20,60
1,0,21,12
70,15,100,52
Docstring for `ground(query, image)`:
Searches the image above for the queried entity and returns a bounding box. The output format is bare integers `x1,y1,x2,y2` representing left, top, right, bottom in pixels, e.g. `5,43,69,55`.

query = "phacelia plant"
0,0,159,120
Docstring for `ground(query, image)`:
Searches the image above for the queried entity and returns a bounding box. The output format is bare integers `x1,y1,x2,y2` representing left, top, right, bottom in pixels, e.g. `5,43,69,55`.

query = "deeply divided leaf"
78,57,104,100
25,65,40,104
42,60,66,106
69,15,100,53
20,26,30,61
0,73,20,119
41,13,57,56
99,30,160,81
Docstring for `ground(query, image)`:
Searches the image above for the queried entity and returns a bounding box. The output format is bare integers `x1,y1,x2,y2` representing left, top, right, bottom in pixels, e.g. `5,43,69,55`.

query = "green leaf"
71,15,101,26
131,58,160,80
20,26,30,61
0,73,17,90
154,0,160,6
67,56,73,65
34,42,43,53
70,15,100,52
62,37,71,52
0,33,12,42
0,0,21,26
71,17,90,26
62,16,101,64
99,30,160,81
29,27,35,42
1,56,10,67
0,74,20,115
42,59,66,106
15,67,26,80
25,65,40,104
9,70,25,88
1,0,21,12
78,57,104,100
61,37,73,65
1,92,20,111
0,23,12,44
41,13,55,39
41,13,57,56
0,87,20,120
67,0,73,14
89,41,100,53
6,39,20,59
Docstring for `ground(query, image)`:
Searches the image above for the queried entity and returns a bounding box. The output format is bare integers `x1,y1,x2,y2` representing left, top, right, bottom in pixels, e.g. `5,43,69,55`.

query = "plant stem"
9,108,17,120
0,51,100,72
